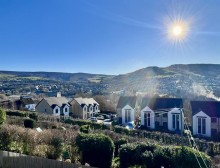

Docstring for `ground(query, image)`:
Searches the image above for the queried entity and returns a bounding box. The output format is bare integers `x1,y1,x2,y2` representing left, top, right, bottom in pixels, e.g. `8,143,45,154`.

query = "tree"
0,108,6,126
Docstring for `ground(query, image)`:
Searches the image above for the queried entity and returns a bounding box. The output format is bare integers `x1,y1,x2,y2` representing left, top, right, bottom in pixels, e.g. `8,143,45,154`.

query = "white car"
103,119,112,126
88,117,97,122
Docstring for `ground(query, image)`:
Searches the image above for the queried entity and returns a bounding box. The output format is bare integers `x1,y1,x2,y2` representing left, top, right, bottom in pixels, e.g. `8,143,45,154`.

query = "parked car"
125,121,135,130
88,117,97,122
97,115,105,120
103,119,112,126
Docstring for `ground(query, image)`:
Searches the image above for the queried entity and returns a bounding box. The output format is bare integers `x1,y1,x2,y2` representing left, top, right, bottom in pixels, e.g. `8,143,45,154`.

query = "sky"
0,0,220,75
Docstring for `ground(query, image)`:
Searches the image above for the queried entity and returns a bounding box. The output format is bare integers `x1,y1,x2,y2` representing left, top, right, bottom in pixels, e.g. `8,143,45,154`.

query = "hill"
0,64,220,100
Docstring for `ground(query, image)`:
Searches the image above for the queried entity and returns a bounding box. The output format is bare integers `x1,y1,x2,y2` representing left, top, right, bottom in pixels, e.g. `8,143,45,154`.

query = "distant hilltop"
0,64,220,100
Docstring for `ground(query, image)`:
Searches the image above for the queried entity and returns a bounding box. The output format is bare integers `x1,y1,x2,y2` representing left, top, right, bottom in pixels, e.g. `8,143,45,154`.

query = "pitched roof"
74,97,99,106
44,97,69,107
141,97,183,110
191,101,220,117
20,98,35,105
116,96,137,109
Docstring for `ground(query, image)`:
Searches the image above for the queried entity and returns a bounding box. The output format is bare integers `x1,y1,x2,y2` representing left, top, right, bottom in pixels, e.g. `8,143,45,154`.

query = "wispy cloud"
80,0,160,30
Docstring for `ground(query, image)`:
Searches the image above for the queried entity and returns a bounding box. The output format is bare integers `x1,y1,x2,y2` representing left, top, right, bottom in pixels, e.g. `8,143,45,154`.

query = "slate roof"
20,98,35,105
191,101,220,117
141,97,183,110
116,96,137,109
44,97,69,107
74,97,99,106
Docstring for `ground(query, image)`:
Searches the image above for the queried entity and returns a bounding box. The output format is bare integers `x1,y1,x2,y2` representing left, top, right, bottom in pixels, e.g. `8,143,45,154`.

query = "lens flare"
166,20,189,43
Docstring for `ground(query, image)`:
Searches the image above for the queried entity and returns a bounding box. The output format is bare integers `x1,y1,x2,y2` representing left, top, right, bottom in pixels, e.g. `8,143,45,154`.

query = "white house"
140,98,183,133
116,96,137,125
140,98,155,129
191,101,219,137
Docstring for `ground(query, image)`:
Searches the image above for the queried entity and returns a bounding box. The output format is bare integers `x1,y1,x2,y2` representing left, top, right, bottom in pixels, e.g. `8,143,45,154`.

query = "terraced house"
116,96,137,125
140,98,184,133
69,97,100,119
36,97,70,116
191,101,220,137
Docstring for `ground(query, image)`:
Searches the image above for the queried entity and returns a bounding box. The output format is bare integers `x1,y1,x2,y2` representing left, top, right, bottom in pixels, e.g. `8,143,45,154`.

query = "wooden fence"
0,150,92,168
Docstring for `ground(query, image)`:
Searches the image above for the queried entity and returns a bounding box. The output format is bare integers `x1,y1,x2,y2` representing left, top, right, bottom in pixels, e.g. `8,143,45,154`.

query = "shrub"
76,133,114,168
29,113,38,121
115,138,128,157
47,137,63,159
0,108,6,126
6,111,26,117
24,118,35,128
80,125,90,133
119,142,211,168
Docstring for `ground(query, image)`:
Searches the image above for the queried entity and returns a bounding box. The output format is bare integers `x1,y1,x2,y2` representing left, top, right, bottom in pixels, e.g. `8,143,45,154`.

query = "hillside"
104,64,220,100
1,64,220,99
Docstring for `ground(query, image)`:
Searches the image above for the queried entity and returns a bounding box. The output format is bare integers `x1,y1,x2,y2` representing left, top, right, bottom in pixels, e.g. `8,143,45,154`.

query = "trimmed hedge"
80,125,90,133
119,142,211,168
65,118,109,130
6,111,26,117
76,133,114,168
24,118,35,128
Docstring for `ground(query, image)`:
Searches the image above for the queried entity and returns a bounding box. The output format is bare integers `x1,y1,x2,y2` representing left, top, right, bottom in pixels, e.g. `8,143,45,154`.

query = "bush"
6,111,26,117
47,137,63,159
80,125,90,133
0,108,6,126
119,142,211,168
24,118,35,128
29,113,38,121
114,138,128,157
64,118,109,130
76,133,114,168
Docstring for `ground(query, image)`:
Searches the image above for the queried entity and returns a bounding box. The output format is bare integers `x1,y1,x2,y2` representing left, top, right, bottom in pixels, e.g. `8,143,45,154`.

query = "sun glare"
172,25,182,36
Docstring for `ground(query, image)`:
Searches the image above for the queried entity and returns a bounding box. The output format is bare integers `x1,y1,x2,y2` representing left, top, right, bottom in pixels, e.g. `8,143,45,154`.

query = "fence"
0,150,92,168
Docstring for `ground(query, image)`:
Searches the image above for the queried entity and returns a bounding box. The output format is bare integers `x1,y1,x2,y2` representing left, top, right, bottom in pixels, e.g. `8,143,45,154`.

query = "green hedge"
80,125,90,133
24,118,35,128
6,111,26,117
76,133,114,168
119,142,211,168
64,118,109,130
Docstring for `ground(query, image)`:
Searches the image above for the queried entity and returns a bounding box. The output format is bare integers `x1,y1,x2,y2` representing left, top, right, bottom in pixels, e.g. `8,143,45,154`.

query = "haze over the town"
1,0,220,74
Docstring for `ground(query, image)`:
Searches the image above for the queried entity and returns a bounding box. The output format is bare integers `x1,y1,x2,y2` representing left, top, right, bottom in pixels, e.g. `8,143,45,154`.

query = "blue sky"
0,0,220,75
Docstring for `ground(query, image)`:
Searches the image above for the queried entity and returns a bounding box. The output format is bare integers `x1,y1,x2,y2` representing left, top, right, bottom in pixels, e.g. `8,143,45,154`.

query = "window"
198,117,206,135
84,106,87,112
65,107,68,112
125,109,131,123
155,113,159,117
211,118,217,123
144,113,150,127
163,113,168,118
45,109,46,112
56,109,59,114
172,114,180,130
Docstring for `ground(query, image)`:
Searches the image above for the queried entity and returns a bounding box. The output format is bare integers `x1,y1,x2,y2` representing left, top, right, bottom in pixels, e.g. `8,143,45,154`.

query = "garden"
0,108,214,167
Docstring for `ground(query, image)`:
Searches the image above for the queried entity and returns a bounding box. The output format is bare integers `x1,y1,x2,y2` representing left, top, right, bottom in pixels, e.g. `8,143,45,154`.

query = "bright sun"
166,20,189,42
172,25,183,36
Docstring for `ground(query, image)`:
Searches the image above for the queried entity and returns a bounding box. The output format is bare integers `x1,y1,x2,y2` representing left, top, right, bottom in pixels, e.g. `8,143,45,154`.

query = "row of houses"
35,96,100,119
117,96,220,138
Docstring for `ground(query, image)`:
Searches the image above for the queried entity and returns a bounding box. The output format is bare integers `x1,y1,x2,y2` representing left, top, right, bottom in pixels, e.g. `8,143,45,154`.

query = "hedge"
119,142,211,168
24,118,35,128
64,118,109,130
0,108,6,126
76,133,114,168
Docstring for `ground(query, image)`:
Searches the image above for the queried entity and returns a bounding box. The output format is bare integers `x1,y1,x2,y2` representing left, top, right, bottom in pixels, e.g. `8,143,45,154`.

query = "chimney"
57,92,61,97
